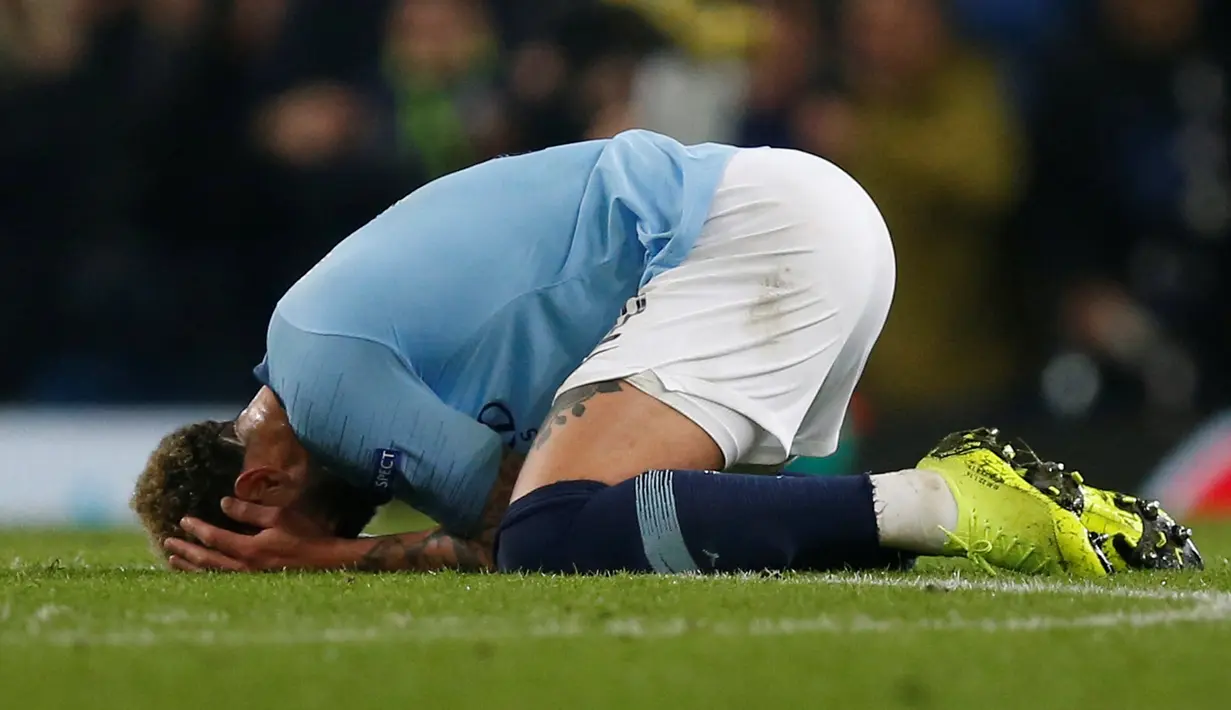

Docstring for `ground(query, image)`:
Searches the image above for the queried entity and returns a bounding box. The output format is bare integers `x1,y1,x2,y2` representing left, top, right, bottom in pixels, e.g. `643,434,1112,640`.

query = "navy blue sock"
496,471,914,574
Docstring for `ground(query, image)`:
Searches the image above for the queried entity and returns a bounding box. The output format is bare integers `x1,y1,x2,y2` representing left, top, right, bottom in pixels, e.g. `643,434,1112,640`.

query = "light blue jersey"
256,130,737,534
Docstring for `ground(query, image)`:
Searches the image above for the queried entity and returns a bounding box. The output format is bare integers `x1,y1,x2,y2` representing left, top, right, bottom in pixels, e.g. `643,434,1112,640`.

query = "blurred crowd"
1,0,1229,436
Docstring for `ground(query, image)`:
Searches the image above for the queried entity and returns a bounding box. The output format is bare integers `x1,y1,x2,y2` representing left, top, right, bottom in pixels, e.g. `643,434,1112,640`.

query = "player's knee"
495,477,659,574
495,481,607,573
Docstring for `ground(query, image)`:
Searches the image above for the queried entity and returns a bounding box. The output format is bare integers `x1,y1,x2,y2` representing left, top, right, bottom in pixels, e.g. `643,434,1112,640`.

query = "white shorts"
558,147,896,467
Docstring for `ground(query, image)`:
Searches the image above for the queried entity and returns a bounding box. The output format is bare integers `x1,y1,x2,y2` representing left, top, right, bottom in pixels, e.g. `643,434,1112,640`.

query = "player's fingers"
164,535,249,572
180,516,253,559
220,497,280,529
167,554,204,573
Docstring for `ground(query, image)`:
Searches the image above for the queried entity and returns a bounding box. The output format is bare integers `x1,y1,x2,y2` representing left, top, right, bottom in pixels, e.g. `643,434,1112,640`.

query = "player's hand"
163,498,347,573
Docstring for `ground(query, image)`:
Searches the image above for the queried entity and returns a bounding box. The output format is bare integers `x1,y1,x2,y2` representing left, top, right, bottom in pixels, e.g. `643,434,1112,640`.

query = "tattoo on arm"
532,380,623,450
354,449,524,574
355,528,491,573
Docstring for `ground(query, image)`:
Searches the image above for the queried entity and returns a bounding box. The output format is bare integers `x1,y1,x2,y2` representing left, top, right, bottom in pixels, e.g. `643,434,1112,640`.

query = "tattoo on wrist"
355,529,492,573
354,449,519,574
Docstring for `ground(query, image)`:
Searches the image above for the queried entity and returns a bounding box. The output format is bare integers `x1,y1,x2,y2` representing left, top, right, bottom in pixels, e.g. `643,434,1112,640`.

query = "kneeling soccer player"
133,130,1201,577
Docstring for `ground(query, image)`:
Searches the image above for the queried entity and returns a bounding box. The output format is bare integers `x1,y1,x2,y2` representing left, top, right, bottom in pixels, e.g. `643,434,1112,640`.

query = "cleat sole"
1013,446,1204,572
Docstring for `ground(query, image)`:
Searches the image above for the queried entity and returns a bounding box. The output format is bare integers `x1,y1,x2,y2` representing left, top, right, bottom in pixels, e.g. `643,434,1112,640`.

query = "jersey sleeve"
264,319,503,536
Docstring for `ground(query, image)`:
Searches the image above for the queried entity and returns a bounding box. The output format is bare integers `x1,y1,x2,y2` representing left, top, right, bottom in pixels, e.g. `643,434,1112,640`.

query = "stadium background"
1,0,1229,527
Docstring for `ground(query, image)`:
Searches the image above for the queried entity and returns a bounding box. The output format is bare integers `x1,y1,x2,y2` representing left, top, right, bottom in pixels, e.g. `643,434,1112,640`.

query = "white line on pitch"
800,572,1231,603
3,602,1229,647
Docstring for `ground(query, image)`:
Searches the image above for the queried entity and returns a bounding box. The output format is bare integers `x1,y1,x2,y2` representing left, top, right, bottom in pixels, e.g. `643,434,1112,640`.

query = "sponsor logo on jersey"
370,448,403,503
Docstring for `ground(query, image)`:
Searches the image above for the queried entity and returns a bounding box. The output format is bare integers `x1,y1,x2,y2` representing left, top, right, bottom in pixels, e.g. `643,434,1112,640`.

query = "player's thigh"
514,148,892,498
792,287,893,456
511,380,725,502
793,204,896,456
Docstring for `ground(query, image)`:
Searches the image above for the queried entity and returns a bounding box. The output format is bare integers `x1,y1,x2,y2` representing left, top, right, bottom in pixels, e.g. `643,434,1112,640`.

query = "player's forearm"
336,451,521,573
340,527,494,573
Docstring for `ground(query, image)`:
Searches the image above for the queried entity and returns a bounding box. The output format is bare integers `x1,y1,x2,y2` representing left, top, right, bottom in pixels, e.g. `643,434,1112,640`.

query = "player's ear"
234,466,302,507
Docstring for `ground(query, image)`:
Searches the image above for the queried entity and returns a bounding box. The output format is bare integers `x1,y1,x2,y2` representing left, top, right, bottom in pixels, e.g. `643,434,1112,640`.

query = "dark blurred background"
2,0,1229,520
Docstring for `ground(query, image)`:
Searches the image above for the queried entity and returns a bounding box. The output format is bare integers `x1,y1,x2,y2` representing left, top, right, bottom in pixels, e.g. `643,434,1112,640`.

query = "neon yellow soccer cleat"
917,430,1113,578
994,431,1204,572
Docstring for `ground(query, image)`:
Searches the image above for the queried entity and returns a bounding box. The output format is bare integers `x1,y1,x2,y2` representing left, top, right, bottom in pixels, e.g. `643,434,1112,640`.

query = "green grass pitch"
3,522,1231,710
